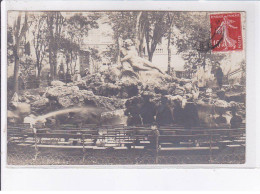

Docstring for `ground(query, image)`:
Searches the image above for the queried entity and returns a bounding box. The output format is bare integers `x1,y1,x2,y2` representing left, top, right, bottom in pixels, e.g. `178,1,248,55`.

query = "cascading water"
35,106,102,123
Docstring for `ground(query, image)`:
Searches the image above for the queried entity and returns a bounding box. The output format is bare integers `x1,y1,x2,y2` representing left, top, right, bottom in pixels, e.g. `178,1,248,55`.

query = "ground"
7,143,245,165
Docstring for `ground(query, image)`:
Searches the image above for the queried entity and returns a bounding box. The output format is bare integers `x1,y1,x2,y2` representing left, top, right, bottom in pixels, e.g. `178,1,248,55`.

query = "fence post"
155,125,159,164
82,134,85,162
209,132,212,164
33,127,39,160
133,128,136,164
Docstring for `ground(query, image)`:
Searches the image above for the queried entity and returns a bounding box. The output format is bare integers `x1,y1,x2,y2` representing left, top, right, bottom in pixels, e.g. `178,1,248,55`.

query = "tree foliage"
8,11,101,91
32,14,48,77
62,13,100,75
141,11,173,61
106,12,138,63
11,12,30,93
107,11,176,62
174,12,226,71
66,13,100,45
45,12,65,80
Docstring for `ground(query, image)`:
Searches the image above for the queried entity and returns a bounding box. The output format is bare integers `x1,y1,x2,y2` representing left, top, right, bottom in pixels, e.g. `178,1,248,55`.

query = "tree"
166,12,175,74
46,12,65,80
63,13,100,75
59,37,81,75
66,13,99,45
11,12,29,93
7,27,15,64
107,11,173,62
32,14,48,78
106,12,137,63
174,12,226,72
135,11,146,57
141,12,172,62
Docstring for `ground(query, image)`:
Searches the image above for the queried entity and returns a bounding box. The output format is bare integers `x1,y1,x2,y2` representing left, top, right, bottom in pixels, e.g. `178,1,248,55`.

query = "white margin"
1,0,260,190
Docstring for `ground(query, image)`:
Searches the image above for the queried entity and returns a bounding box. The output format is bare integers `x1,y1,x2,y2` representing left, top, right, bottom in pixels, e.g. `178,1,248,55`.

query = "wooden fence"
7,123,245,164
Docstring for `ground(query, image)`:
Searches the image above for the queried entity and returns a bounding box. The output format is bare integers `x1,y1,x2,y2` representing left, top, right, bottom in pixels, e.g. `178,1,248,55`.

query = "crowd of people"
123,60,243,129
124,91,242,129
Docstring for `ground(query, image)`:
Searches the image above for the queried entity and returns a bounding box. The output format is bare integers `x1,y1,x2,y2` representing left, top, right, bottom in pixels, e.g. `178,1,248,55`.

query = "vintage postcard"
6,10,246,165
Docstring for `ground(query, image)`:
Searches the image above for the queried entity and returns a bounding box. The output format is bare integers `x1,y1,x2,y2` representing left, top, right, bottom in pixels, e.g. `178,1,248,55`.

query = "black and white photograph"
6,10,246,165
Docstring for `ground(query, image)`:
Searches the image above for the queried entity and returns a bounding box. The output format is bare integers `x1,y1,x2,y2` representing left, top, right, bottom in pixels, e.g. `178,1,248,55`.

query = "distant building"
142,39,185,74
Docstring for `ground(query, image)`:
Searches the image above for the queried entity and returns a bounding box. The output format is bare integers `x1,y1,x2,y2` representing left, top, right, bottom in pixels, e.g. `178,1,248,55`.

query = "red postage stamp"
210,13,243,52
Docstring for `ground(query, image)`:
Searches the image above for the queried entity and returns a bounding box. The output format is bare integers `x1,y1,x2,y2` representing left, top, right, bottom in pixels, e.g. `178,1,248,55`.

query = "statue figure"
119,39,169,86
120,39,164,74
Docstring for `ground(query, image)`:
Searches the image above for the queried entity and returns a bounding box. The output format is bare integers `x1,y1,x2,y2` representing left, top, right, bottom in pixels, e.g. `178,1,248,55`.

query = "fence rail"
7,123,245,165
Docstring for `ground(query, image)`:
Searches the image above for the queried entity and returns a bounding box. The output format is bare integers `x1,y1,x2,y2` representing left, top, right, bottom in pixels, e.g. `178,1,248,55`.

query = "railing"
7,123,245,165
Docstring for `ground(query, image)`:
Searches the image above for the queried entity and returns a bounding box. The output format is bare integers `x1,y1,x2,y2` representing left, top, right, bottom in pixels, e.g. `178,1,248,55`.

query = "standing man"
58,64,65,82
230,108,242,129
156,96,173,126
124,97,142,126
215,62,224,89
140,93,156,125
47,72,52,86
18,72,25,90
183,95,200,129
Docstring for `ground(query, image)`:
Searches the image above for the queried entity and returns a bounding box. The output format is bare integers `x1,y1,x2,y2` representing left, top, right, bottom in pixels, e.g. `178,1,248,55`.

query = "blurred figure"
84,68,90,77
73,70,81,82
230,109,242,128
205,113,217,128
195,65,207,91
47,72,52,86
18,72,25,90
183,96,199,129
58,64,65,82
65,71,72,83
24,114,37,128
124,97,142,126
215,111,227,128
140,94,156,125
172,99,184,124
156,96,173,126
149,123,160,149
214,62,224,89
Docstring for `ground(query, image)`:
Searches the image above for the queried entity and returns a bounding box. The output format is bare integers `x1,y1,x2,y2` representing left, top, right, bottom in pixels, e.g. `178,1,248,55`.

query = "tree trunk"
13,45,20,93
37,65,41,78
12,13,28,94
49,46,54,80
66,59,70,75
73,54,78,74
46,12,59,81
48,46,58,80
167,27,172,74
144,20,157,62
116,37,120,64
145,25,153,62
138,25,145,57
53,50,58,79
148,43,156,62
148,52,153,62
135,12,142,56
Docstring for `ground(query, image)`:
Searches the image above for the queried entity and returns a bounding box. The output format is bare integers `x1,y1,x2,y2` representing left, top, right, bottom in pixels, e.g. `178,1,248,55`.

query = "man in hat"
183,95,199,129
215,62,224,89
140,92,156,125
156,96,173,126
